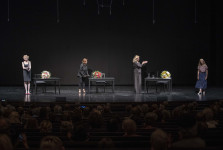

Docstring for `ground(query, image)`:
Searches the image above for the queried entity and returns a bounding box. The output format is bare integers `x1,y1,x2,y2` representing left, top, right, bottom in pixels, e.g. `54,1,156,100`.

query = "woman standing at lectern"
77,58,89,93
22,55,31,95
133,55,148,94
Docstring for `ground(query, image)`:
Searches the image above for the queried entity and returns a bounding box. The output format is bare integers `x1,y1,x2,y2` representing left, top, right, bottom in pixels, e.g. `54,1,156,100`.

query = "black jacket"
77,63,89,77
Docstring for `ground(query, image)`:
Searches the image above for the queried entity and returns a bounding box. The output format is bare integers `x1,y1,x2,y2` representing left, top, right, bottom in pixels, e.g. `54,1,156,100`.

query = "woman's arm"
197,70,199,80
134,62,143,68
86,67,89,76
28,61,31,71
79,64,84,76
142,61,148,65
205,70,208,80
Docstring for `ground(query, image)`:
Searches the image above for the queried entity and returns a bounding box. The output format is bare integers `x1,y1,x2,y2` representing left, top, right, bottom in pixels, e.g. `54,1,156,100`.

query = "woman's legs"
198,88,202,95
79,77,82,93
78,77,87,93
24,82,28,94
134,72,141,94
203,90,205,95
27,82,31,94
82,77,86,92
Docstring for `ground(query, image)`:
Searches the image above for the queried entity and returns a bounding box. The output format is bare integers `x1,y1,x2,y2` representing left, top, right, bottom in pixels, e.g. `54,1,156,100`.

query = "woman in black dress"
22,55,31,94
133,55,148,94
77,58,89,93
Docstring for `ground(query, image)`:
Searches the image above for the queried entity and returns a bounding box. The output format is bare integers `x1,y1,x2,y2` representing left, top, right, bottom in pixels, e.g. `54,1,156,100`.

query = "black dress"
23,61,31,82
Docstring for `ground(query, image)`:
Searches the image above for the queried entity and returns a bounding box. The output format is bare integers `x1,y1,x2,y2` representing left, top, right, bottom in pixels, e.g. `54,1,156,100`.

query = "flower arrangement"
161,71,171,79
92,71,102,78
41,71,51,79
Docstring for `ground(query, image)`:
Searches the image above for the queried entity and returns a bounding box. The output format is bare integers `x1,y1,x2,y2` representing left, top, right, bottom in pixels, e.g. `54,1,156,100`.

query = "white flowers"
161,71,171,79
41,71,51,79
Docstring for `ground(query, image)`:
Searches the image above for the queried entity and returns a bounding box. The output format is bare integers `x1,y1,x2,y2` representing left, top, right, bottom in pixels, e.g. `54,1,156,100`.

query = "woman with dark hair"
195,58,208,95
77,58,89,93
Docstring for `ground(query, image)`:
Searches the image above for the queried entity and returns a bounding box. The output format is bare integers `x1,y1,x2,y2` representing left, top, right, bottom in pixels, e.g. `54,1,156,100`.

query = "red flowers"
92,71,102,78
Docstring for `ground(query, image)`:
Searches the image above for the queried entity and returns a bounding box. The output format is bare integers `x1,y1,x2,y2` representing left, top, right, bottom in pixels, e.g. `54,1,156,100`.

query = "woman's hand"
142,61,148,64
197,77,199,80
205,76,207,80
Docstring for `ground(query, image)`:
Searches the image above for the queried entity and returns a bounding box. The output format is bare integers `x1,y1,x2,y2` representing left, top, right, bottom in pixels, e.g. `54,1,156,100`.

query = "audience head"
0,117,9,133
8,111,20,124
151,129,168,150
196,111,205,122
40,136,65,150
202,108,214,121
89,110,103,128
161,110,171,122
82,106,90,118
104,104,111,114
39,107,49,120
24,117,39,129
177,113,197,138
130,106,141,116
54,105,63,114
72,107,82,123
40,120,52,133
144,112,158,125
98,137,114,149
141,104,149,115
0,134,13,150
32,107,40,117
17,106,24,115
60,121,73,132
72,123,89,141
122,118,137,136
97,105,104,113
125,104,132,113
107,116,121,132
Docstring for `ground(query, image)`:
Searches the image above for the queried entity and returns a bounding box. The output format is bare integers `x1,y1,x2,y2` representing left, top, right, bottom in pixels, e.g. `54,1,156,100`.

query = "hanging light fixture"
8,0,10,22
97,0,113,15
194,0,198,24
57,0,60,23
152,0,156,24
83,0,86,6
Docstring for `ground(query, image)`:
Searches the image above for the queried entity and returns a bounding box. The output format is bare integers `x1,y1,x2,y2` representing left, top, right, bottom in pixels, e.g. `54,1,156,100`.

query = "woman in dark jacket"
77,58,89,93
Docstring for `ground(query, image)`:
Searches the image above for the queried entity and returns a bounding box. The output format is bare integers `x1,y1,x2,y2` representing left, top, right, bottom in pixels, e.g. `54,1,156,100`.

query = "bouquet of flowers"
161,71,171,79
41,71,51,79
92,71,102,78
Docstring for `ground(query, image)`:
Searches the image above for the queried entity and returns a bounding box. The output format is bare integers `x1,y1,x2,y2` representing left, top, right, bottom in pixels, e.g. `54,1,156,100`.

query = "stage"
1,86,223,103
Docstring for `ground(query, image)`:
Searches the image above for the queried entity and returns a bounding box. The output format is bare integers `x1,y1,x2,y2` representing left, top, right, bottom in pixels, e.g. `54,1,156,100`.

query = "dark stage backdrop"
0,0,221,86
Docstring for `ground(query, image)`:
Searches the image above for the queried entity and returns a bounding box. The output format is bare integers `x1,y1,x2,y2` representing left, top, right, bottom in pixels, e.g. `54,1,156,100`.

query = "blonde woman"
22,55,31,94
77,58,89,93
133,55,148,93
195,58,208,95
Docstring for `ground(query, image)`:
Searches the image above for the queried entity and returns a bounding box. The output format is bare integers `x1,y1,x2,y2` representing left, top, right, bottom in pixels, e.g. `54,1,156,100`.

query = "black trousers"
79,77,87,89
